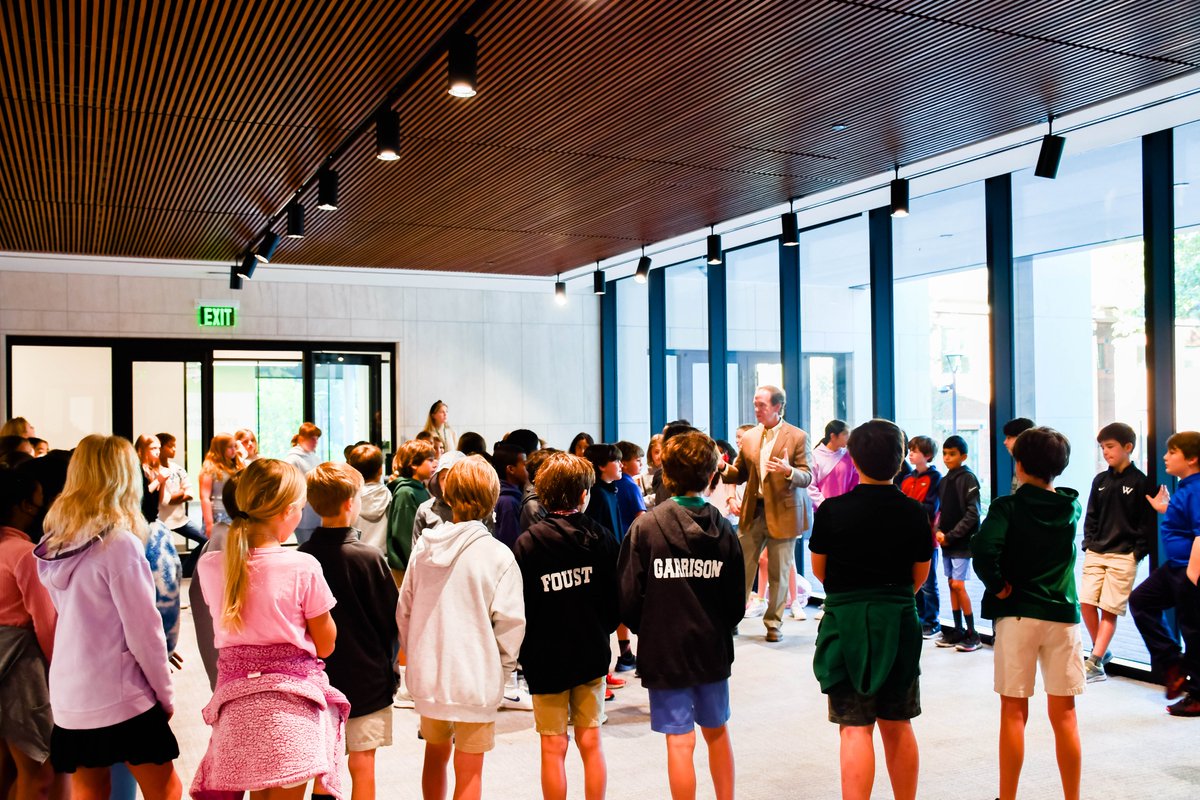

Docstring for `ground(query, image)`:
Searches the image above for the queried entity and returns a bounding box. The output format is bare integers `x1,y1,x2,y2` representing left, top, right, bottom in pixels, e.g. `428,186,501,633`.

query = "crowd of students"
0,391,1198,800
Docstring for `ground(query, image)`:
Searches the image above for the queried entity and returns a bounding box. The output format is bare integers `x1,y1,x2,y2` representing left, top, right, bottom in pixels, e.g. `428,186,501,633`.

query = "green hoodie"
973,484,1082,624
388,477,430,572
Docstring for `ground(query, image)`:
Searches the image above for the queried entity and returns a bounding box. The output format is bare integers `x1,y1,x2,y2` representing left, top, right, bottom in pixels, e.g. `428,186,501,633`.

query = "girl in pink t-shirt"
193,459,347,800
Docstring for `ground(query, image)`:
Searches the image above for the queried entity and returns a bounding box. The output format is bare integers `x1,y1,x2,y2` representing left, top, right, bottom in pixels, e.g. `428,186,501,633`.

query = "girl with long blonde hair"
33,435,182,799
191,459,346,800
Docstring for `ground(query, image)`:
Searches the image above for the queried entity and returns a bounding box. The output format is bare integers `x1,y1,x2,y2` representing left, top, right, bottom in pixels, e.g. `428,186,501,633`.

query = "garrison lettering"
652,558,724,579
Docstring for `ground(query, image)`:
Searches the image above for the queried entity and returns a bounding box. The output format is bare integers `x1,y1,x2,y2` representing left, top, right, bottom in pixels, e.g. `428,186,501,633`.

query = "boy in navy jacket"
514,453,619,800
618,431,744,800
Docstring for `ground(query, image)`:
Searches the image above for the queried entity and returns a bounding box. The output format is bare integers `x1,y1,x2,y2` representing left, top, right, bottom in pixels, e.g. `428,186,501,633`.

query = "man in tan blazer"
720,385,813,641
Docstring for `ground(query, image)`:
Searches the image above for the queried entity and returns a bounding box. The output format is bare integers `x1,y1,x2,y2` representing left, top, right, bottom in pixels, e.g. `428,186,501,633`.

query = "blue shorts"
648,680,731,734
943,554,971,581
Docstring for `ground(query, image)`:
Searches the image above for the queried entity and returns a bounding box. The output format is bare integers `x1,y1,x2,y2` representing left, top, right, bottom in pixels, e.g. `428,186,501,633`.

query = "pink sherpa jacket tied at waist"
190,643,350,800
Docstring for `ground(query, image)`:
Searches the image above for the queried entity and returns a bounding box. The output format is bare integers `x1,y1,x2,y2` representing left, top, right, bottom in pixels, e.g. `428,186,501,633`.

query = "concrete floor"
168,593,1198,799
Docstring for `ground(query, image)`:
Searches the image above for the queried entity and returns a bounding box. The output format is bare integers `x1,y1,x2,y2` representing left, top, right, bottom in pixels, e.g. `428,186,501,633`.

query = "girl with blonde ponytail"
33,435,183,799
192,459,348,800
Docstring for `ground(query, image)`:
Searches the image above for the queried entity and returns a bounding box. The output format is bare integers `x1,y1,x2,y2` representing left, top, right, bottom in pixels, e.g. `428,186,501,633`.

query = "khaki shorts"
993,617,1085,698
1079,551,1137,615
346,706,393,752
419,717,495,754
531,678,606,735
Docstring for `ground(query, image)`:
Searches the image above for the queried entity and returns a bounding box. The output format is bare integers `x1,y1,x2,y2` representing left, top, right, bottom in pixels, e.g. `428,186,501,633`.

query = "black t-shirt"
808,483,933,593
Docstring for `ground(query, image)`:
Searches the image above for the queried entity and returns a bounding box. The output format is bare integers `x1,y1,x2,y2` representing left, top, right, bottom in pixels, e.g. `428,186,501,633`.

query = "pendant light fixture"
229,264,243,290
375,109,401,161
317,168,339,211
593,262,606,295
1035,115,1065,179
448,33,478,98
635,247,652,283
706,227,722,265
781,200,799,246
890,166,909,218
254,231,279,264
237,252,258,279
286,200,305,238
554,274,567,306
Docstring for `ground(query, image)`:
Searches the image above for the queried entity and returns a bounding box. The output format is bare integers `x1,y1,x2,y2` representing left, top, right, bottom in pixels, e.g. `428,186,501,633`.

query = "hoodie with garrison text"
617,499,745,690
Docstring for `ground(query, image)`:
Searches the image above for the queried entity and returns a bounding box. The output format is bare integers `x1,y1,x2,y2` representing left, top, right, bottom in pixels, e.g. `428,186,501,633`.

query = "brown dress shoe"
765,627,782,643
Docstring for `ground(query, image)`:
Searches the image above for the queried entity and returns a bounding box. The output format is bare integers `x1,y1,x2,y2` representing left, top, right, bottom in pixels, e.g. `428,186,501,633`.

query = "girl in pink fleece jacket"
192,459,348,800
807,419,860,508
34,434,182,800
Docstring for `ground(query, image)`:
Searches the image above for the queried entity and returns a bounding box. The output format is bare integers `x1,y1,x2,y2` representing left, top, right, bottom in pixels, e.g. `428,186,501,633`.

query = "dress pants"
1131,564,1200,694
738,505,796,631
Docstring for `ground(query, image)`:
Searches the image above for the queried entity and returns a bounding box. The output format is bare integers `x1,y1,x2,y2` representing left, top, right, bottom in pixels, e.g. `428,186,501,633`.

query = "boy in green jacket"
973,427,1083,800
387,438,437,587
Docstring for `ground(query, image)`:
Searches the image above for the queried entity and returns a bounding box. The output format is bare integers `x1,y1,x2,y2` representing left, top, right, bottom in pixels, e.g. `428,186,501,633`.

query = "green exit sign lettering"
198,305,237,327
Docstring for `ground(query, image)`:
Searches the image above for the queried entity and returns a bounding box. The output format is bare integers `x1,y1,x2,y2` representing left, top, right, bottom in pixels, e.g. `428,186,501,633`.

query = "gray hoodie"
355,481,392,552
396,520,525,722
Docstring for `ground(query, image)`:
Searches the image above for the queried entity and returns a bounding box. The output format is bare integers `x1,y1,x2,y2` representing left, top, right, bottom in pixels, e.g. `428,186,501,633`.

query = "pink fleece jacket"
34,529,174,729
807,443,859,509
191,644,349,800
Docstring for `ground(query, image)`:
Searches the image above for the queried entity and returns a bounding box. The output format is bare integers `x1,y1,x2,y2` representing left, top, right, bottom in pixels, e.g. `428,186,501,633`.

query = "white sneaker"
813,605,825,621
393,684,414,709
789,599,807,620
744,594,768,618
500,686,533,710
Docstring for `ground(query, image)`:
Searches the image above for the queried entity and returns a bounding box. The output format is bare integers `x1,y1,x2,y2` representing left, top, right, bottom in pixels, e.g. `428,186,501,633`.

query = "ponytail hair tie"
232,510,250,521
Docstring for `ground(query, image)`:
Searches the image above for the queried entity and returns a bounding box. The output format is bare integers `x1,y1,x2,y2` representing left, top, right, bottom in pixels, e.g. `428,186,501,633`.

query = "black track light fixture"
448,33,478,98
229,264,243,290
890,167,909,218
317,168,339,211
1035,115,1065,179
593,262,606,295
781,200,799,246
554,274,567,306
375,109,401,161
635,247,652,283
237,252,257,280
255,230,280,264
706,227,722,265
286,200,305,238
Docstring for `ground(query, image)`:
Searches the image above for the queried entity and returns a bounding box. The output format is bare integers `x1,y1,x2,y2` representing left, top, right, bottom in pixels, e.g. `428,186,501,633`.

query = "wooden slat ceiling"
2,0,1198,276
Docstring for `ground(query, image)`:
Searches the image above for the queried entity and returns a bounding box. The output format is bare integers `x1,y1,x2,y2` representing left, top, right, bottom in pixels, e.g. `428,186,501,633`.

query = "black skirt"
50,703,179,773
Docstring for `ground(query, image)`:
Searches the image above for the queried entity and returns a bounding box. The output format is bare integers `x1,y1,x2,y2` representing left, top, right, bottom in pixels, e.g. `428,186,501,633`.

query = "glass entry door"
309,352,382,462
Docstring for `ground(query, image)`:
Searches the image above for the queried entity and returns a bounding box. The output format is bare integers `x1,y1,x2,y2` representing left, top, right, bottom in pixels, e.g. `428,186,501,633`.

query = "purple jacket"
35,529,174,729
807,444,859,509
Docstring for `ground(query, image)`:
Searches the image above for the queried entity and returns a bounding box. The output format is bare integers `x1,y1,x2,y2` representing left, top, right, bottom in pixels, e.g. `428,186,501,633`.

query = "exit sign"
197,305,237,327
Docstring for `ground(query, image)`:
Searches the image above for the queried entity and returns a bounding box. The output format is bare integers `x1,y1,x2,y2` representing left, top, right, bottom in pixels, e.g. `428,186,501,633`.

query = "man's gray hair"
758,385,786,411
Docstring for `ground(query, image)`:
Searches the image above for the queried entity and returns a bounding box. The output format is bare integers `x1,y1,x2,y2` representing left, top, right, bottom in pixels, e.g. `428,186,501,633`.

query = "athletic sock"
618,639,631,657
952,609,963,633
965,614,976,635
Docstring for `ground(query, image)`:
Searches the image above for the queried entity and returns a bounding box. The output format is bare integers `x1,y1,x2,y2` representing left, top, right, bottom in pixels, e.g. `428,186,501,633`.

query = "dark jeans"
1131,563,1200,694
172,520,207,577
916,552,940,628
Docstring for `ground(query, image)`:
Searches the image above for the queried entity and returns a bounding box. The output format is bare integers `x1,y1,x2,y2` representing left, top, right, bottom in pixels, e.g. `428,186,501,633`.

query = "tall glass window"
894,183,991,625
1013,139,1148,662
9,344,113,449
213,354,304,458
799,214,874,434
725,241,781,435
665,258,710,433
616,277,651,447
1176,120,1200,432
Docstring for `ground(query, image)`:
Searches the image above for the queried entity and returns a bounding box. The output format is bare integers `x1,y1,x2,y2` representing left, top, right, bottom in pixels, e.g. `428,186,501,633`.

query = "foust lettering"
652,558,724,579
539,566,594,593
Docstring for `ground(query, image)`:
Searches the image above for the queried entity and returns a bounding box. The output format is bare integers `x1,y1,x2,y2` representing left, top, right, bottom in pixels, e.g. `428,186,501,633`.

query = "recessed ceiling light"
831,123,848,132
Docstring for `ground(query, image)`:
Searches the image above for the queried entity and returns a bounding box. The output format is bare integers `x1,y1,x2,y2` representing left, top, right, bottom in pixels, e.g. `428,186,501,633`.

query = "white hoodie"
397,520,525,723
355,481,392,552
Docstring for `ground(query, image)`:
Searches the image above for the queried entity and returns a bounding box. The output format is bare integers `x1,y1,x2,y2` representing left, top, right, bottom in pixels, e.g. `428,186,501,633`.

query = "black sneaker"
615,652,637,672
935,629,963,648
1167,695,1200,717
921,624,941,640
955,633,982,652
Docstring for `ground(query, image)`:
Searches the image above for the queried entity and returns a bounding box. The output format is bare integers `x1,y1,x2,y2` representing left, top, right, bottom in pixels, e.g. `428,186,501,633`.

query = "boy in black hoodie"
935,434,982,651
493,443,527,549
618,431,744,800
514,452,619,800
